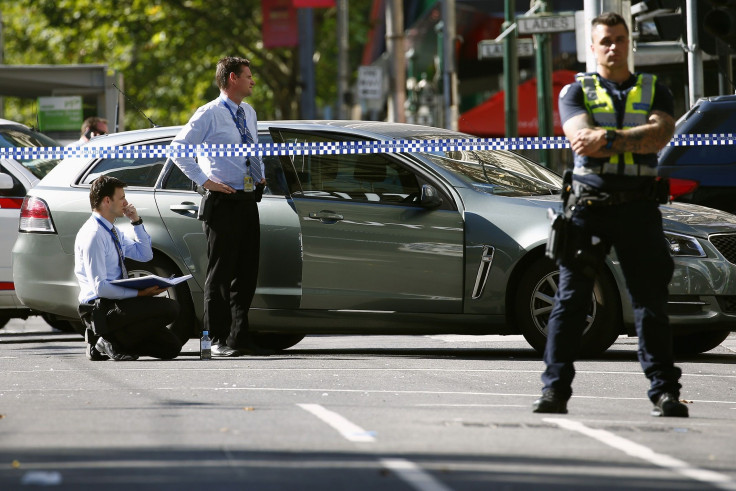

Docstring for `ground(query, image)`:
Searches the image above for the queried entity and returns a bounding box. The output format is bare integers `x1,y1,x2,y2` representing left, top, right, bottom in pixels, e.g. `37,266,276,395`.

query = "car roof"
83,120,471,146
0,118,31,128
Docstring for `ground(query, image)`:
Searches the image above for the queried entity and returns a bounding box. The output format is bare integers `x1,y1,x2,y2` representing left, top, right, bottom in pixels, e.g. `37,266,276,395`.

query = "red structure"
458,70,577,137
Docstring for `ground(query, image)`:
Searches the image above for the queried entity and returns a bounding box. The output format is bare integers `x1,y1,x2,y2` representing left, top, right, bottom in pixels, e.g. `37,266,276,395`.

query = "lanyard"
222,101,249,145
94,217,126,276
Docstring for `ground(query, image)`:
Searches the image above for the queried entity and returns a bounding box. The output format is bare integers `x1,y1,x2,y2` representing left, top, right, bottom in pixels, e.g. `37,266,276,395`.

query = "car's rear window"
0,124,62,179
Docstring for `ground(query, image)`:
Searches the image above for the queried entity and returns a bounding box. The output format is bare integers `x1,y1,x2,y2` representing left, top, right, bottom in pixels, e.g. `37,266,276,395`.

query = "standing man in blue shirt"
75,176,181,361
532,12,688,417
171,56,270,357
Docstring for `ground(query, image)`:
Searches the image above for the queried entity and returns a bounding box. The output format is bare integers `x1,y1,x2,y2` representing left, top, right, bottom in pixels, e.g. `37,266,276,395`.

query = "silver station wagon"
12,121,736,355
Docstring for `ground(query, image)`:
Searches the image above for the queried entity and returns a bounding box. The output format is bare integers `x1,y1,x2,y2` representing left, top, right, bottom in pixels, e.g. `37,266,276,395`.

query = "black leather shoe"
85,328,108,361
211,343,241,357
651,393,689,417
95,337,138,361
532,389,569,414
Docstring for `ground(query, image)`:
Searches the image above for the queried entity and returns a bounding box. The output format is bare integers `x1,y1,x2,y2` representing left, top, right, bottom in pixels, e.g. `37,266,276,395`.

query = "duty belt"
572,180,668,207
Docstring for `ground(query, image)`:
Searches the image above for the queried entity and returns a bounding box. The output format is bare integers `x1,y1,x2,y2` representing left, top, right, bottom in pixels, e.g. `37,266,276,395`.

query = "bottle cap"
202,330,208,335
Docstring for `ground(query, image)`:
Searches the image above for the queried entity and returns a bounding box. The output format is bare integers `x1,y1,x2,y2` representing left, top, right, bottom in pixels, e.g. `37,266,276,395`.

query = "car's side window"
275,131,420,204
162,163,193,191
0,164,26,197
82,155,166,188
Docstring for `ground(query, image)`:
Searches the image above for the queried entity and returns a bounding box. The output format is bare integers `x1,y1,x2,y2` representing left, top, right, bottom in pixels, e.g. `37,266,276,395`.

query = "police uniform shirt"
558,73,674,191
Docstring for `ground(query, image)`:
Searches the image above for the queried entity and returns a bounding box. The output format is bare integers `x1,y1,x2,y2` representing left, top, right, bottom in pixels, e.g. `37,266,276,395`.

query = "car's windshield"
413,135,562,196
0,124,62,179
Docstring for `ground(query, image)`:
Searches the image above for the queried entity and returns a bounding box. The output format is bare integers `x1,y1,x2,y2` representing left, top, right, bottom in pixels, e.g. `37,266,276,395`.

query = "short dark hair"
89,175,126,210
215,56,251,90
591,12,629,34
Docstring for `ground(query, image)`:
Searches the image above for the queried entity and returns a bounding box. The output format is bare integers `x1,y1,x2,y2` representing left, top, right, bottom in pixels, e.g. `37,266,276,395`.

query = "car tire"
125,255,197,346
250,333,305,351
673,329,730,355
515,257,621,357
41,313,84,334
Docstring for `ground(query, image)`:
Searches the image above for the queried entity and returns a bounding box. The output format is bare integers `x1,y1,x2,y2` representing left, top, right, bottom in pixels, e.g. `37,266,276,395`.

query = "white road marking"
546,418,736,491
298,403,376,442
380,459,455,491
298,406,455,490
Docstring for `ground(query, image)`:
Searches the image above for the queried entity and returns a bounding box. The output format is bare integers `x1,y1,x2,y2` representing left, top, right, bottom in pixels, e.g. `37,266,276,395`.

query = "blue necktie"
237,106,263,183
110,227,128,279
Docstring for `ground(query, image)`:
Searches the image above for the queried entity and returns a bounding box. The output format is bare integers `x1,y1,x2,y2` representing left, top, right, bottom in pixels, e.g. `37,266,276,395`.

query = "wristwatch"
605,129,617,150
130,218,143,226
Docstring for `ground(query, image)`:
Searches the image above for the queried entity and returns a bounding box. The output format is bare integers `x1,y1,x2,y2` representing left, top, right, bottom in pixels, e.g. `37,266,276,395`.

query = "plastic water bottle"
200,330,211,360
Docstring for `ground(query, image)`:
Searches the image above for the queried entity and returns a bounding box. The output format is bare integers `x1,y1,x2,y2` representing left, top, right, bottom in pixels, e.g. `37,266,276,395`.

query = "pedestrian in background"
68,116,108,147
75,176,181,361
533,12,688,417
171,56,271,357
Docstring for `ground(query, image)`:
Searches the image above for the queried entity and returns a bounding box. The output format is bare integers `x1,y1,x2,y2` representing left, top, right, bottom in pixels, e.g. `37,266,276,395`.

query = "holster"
197,189,213,222
254,182,265,203
545,170,574,263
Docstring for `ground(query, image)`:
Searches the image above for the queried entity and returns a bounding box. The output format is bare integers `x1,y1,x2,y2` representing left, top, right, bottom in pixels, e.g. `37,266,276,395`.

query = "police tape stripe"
1,134,734,160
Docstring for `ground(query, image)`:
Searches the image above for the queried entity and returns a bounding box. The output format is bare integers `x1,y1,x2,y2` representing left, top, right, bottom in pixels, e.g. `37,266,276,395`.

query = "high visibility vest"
576,73,658,175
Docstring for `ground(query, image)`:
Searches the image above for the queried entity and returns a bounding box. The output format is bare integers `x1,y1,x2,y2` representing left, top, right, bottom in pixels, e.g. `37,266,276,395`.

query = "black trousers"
542,200,681,403
79,296,181,359
203,193,260,348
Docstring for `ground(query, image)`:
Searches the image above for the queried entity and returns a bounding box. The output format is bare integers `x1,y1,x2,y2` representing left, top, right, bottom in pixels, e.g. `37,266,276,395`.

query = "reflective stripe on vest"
578,73,656,169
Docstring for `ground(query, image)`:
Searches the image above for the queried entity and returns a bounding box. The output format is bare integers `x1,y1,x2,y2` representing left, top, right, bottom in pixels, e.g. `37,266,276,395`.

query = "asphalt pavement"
2,318,736,490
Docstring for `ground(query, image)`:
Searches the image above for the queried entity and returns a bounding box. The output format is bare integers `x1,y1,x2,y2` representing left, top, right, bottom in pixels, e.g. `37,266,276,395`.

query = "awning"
458,70,577,137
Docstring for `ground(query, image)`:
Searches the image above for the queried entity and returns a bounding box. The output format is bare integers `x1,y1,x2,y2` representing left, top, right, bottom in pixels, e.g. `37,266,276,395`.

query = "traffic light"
631,1,682,42
703,0,736,52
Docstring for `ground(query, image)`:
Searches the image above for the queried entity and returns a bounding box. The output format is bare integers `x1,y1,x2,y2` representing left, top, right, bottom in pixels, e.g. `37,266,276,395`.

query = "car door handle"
308,211,344,223
170,202,199,215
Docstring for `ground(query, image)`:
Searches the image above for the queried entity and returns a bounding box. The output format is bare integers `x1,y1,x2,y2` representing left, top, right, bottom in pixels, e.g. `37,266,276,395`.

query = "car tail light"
19,196,56,233
668,178,699,200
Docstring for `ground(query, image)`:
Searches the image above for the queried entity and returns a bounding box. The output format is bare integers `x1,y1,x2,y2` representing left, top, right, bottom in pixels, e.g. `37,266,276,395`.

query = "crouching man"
75,176,181,361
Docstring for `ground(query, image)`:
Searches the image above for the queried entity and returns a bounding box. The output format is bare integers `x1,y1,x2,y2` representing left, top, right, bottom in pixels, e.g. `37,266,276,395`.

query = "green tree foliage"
1,0,373,129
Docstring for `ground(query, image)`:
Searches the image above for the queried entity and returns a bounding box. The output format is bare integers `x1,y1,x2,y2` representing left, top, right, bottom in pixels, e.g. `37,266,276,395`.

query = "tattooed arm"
563,110,675,158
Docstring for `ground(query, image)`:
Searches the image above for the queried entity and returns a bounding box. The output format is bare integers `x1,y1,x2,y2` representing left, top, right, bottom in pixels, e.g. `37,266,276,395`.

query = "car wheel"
515,257,620,357
125,255,197,346
41,314,84,334
673,329,730,355
250,333,305,351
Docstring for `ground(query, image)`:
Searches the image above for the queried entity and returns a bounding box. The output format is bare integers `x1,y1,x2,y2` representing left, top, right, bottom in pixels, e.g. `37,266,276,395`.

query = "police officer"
532,12,688,417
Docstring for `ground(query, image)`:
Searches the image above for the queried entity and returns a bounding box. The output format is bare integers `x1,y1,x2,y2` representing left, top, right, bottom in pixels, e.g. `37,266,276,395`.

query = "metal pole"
685,0,704,106
336,0,349,119
385,0,406,123
298,8,316,119
503,0,518,137
534,0,553,166
442,0,458,130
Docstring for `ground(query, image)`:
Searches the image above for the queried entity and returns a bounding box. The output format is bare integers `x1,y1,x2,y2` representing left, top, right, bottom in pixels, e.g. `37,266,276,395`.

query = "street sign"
478,39,535,59
358,66,383,100
517,14,575,35
37,96,82,131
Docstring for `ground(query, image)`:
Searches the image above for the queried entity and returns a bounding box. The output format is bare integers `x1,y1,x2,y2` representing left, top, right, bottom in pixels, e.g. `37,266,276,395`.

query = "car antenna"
112,83,158,128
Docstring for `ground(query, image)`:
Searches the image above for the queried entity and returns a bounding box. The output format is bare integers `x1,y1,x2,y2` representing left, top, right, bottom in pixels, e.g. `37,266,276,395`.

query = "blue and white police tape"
1,133,734,160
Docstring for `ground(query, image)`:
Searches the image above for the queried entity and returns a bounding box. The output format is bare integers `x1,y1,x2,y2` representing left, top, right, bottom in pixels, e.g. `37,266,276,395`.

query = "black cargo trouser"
542,199,681,403
79,296,181,359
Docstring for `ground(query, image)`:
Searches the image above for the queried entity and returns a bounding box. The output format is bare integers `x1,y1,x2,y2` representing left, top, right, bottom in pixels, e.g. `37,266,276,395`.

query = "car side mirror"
0,173,14,191
419,184,443,209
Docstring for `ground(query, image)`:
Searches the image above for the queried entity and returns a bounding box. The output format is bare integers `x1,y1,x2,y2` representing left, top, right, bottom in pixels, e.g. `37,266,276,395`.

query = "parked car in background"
12,121,736,355
659,94,736,213
0,118,71,330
